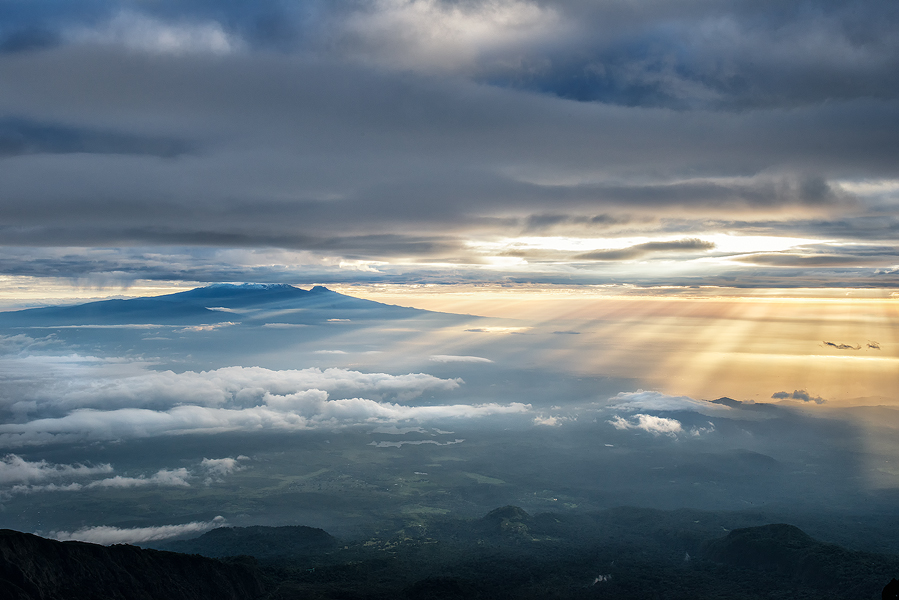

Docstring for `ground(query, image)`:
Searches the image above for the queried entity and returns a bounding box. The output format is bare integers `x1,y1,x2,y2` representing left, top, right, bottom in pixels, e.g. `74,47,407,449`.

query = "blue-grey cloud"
0,118,191,158
771,390,825,404
0,1,892,285
822,341,861,350
577,238,715,261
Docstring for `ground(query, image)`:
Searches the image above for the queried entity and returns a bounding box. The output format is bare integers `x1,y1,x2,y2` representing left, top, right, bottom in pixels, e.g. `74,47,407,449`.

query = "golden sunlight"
333,285,899,407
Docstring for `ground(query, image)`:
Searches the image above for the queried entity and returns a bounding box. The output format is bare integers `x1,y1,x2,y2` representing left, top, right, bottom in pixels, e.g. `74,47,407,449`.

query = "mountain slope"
156,525,337,560
0,283,424,326
701,523,898,597
0,529,264,600
3,510,899,600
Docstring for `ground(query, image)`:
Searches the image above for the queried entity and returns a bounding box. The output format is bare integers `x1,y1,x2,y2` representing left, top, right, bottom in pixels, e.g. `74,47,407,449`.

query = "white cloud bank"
85,468,191,489
0,400,531,446
0,359,465,417
608,414,684,436
0,454,112,484
52,516,227,545
0,356,535,446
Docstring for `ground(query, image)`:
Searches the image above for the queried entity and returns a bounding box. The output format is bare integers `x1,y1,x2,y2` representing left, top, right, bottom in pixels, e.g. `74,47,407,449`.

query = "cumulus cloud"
52,516,227,545
200,456,249,484
0,399,531,447
0,454,112,485
7,482,85,496
429,355,493,363
608,414,684,436
771,390,826,404
0,361,464,415
2,456,251,496
0,353,539,446
85,468,191,489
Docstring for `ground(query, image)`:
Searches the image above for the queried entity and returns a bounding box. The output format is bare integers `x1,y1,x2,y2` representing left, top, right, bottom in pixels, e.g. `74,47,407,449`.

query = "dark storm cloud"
577,239,715,261
8,0,894,110
0,28,60,54
479,0,899,110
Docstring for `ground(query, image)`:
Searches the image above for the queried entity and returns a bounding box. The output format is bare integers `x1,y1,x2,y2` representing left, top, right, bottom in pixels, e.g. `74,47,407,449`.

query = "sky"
0,1,898,546
0,0,896,289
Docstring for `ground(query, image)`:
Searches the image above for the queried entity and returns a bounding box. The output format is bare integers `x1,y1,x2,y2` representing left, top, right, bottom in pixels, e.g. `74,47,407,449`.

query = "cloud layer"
0,0,894,286
0,355,530,446
52,516,227,545
0,454,247,498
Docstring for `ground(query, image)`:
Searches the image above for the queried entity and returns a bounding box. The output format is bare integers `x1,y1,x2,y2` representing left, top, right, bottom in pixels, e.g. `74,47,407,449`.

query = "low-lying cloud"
0,361,464,416
1,456,247,496
52,516,227,545
0,454,112,484
200,456,248,484
0,399,531,447
85,468,191,489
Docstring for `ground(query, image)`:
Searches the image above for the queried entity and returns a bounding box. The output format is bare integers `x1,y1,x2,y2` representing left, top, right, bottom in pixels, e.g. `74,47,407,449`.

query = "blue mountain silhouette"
0,284,421,326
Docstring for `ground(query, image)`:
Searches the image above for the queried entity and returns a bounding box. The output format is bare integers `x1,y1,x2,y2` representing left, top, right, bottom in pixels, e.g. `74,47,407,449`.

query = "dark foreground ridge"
159,525,337,560
0,529,264,600
3,507,899,599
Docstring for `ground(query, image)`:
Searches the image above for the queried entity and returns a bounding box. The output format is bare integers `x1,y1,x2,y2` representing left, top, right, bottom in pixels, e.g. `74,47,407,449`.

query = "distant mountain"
155,525,337,560
702,523,897,597
0,283,425,326
0,529,264,600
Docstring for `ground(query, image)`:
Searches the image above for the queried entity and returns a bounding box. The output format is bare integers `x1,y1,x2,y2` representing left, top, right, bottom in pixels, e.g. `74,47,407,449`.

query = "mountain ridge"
0,529,265,600
0,283,426,326
2,509,898,599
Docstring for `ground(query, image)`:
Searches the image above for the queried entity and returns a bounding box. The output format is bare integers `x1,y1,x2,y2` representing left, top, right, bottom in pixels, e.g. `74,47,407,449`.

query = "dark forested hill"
3,508,898,599
0,529,265,600
158,525,337,560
